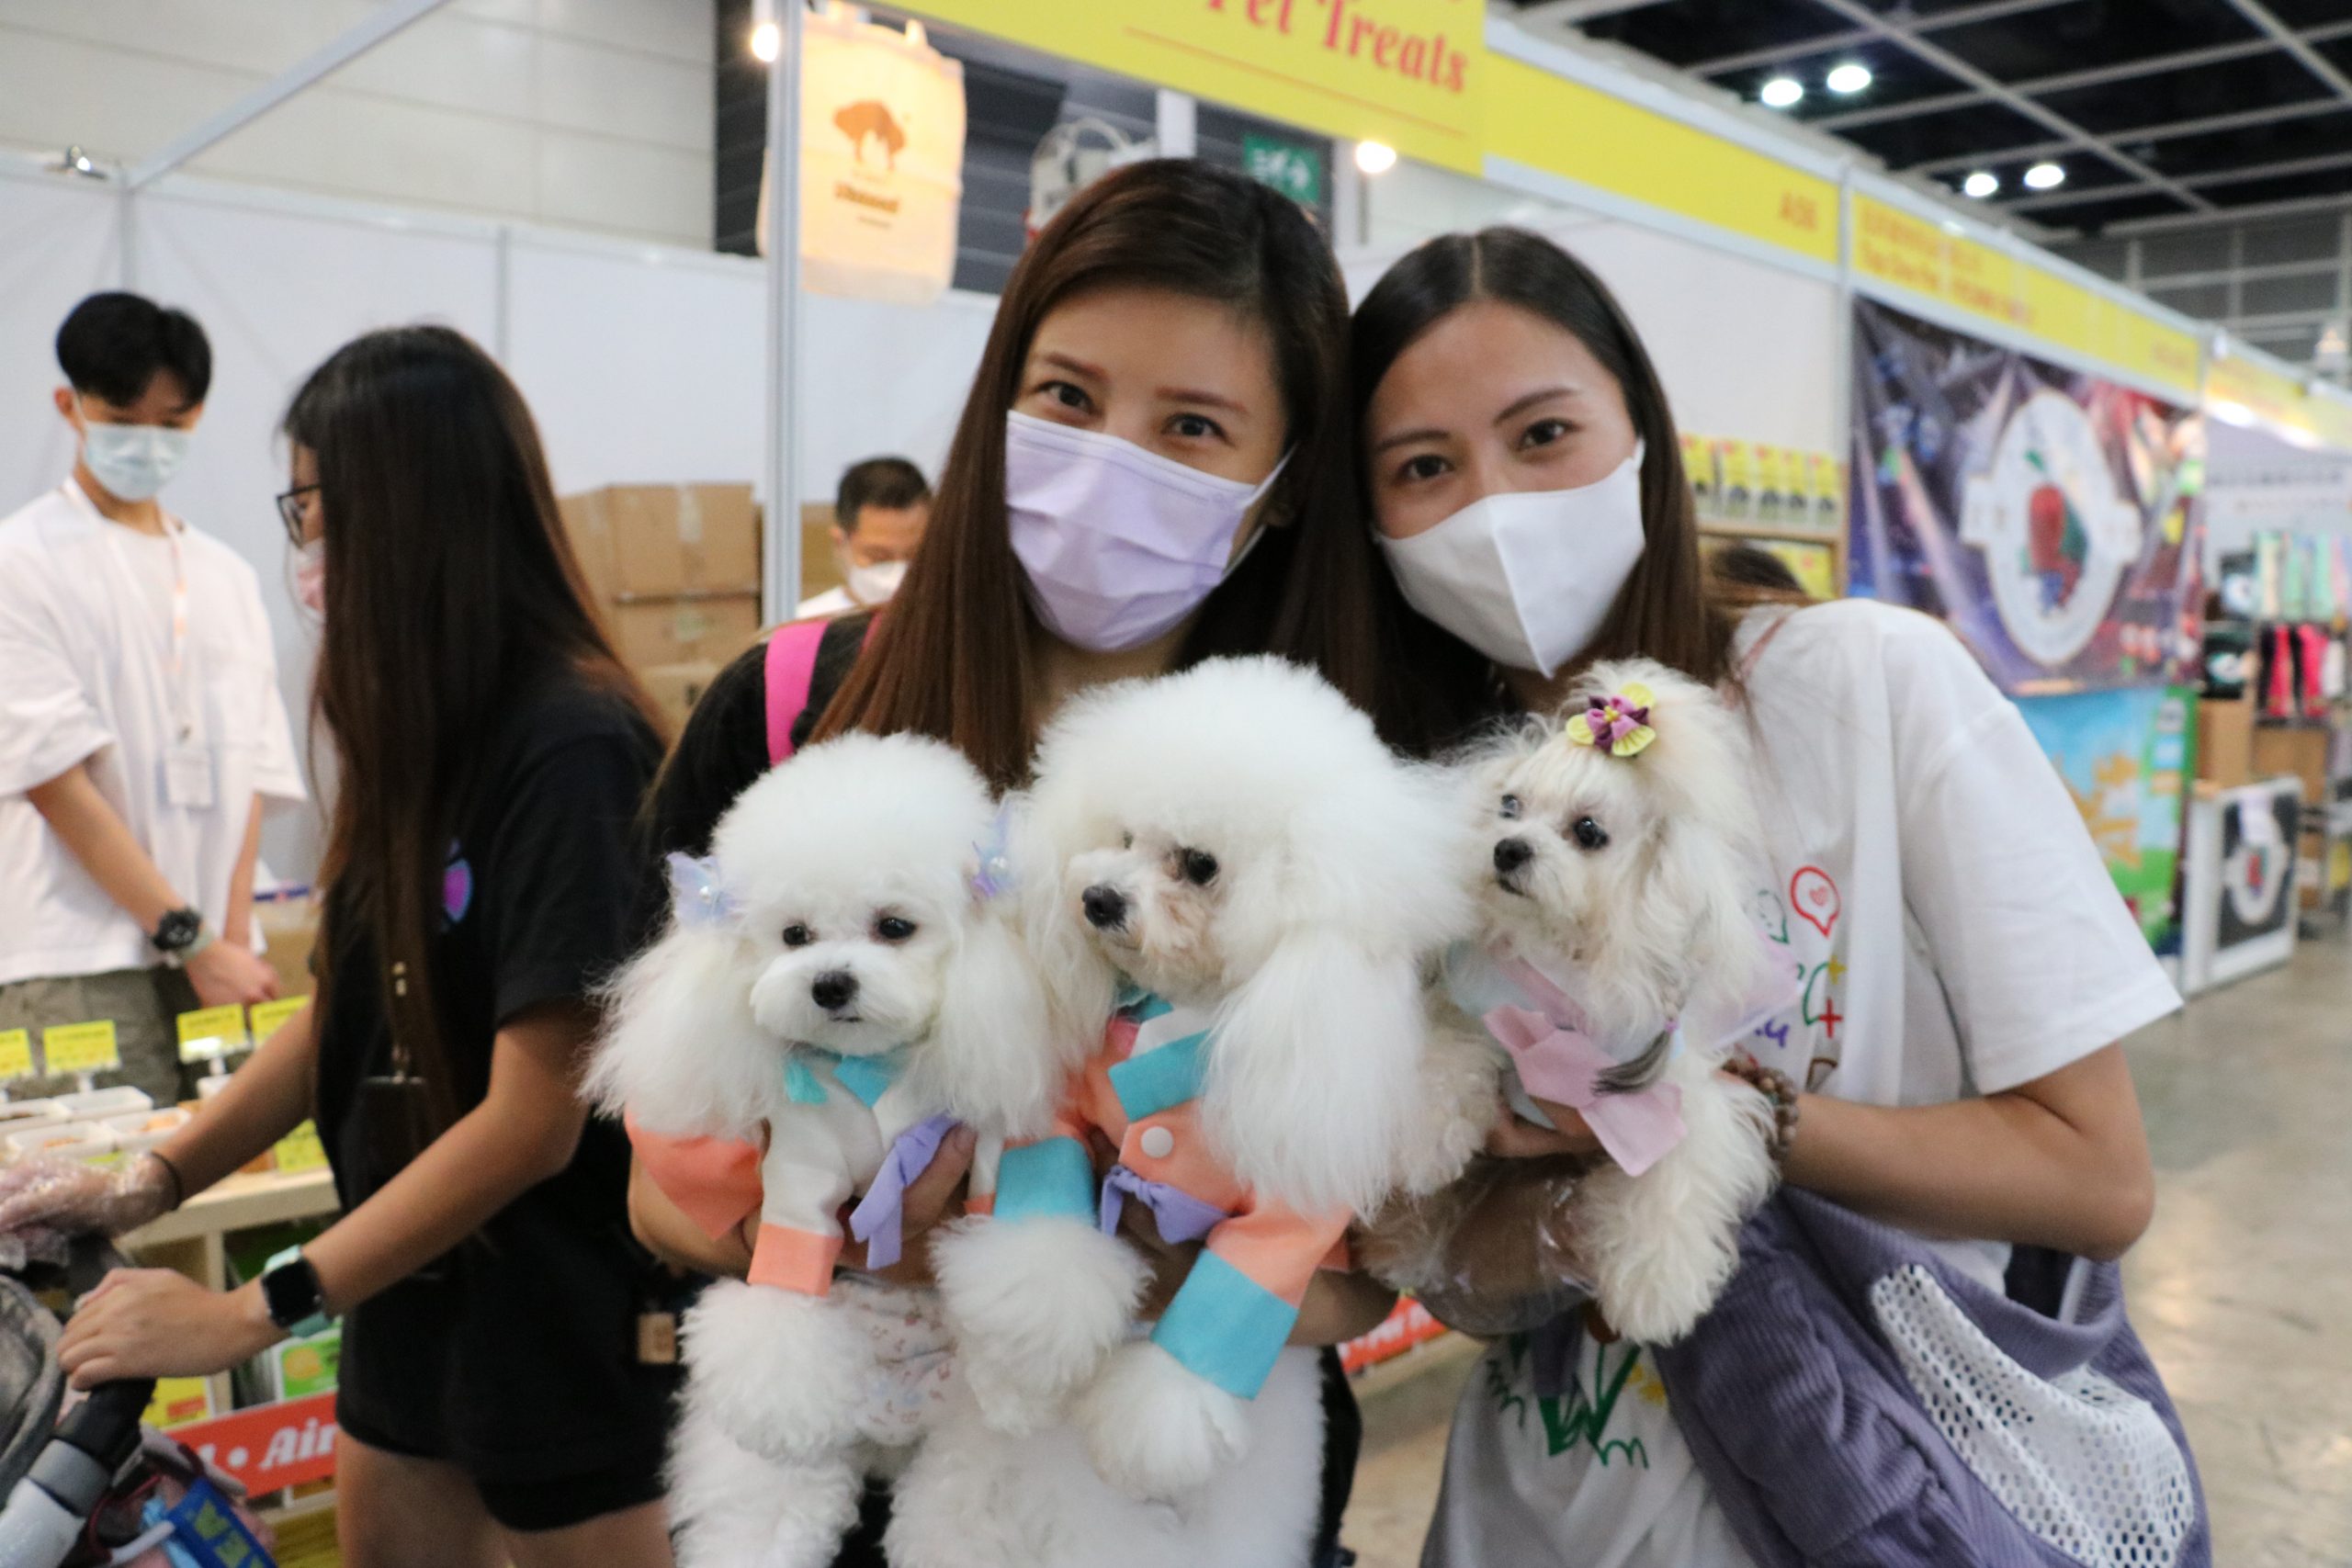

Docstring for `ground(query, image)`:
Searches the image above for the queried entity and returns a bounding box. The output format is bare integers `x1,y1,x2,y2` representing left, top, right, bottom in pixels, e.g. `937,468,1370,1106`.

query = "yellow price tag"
0,1029,31,1081
176,1005,250,1063
43,1020,119,1076
274,1120,329,1173
248,997,308,1042
142,1375,215,1429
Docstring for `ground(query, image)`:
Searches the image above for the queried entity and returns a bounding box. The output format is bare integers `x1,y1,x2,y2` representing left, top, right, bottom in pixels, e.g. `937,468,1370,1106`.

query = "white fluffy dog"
899,657,1479,1563
587,733,1060,1568
1400,657,1782,1345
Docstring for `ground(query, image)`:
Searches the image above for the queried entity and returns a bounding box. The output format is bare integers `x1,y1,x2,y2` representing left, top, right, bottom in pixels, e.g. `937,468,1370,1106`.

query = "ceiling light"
1354,140,1397,176
1962,170,1998,199
2023,161,2065,190
1826,62,1872,95
750,19,779,61
1759,76,1804,109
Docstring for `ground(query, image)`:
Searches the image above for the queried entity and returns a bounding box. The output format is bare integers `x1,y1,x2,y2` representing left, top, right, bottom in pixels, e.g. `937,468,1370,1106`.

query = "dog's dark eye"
1571,818,1610,852
874,915,917,943
1180,849,1219,886
1499,794,1523,821
781,923,814,948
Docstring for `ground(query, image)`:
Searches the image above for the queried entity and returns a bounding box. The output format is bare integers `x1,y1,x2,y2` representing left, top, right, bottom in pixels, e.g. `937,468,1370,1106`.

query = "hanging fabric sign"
763,8,967,306
1849,297,2206,694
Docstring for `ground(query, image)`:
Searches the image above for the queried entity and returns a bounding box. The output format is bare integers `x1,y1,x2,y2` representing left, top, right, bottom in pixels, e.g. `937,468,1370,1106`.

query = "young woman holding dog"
1356,229,2180,1566
631,158,1407,1566
2,328,681,1568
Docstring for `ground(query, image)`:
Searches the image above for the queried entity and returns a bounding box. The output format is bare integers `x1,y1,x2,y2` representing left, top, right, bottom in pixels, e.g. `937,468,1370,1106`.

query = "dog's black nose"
1494,838,1533,876
810,970,859,1012
1082,885,1128,931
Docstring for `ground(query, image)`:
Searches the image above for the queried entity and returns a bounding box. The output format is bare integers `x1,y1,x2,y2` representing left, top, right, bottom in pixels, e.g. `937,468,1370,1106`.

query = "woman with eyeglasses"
7,327,681,1568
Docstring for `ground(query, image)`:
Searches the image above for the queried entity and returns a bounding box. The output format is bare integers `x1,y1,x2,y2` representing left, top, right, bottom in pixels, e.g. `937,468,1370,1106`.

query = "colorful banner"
2016,686,2195,949
175,1392,339,1495
1849,298,2205,694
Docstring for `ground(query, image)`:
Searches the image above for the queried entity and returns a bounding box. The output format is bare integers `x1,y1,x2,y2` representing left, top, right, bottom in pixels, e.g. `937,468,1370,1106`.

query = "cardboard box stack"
560,484,763,732
2198,696,2256,789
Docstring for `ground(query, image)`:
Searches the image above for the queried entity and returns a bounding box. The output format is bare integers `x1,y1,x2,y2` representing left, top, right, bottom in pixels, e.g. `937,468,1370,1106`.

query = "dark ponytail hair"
813,157,1428,780
288,325,657,1127
1353,227,1770,709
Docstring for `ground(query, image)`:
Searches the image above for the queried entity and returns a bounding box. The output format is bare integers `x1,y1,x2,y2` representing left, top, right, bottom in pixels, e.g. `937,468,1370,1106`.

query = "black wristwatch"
259,1248,333,1337
150,908,206,957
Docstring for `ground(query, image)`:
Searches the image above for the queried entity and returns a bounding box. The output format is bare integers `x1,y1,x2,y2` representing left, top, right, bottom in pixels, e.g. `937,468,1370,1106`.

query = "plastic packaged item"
101,1107,191,1159
52,1087,152,1122
1359,1155,1599,1338
0,1144,175,1253
4,1122,111,1164
0,1101,63,1134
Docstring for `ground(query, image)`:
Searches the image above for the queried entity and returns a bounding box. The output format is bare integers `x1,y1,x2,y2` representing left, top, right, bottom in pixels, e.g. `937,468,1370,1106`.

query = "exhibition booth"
5,0,2352,1527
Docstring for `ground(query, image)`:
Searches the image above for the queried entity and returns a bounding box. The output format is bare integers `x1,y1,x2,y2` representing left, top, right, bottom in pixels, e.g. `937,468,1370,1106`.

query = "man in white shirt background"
0,292,305,1102
795,455,932,619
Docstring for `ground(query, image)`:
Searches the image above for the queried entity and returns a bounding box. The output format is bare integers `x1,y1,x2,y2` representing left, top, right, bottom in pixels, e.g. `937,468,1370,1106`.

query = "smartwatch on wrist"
259,1247,334,1337
151,908,208,961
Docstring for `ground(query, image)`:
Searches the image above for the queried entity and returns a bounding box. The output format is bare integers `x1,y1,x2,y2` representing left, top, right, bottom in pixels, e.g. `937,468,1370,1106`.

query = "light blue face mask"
79,409,192,502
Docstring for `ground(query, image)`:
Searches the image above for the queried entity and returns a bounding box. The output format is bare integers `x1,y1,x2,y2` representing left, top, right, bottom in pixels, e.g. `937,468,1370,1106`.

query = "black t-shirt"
642,618,1363,1564
313,672,678,1483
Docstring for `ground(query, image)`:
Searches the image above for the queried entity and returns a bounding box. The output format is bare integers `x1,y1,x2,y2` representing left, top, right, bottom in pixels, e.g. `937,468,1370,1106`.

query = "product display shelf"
120,1166,341,1423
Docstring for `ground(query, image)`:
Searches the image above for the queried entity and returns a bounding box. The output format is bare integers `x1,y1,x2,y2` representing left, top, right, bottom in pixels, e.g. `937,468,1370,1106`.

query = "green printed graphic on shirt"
1489,1332,1654,1470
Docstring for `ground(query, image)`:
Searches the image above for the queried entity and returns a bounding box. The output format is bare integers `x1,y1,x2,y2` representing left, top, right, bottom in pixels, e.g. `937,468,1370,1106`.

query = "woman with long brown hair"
631,158,1409,1566
1356,228,2177,1567
32,327,679,1567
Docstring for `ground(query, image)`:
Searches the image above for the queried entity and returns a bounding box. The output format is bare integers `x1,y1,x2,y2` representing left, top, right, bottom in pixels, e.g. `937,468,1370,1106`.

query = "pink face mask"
1005,412,1287,653
294,538,326,616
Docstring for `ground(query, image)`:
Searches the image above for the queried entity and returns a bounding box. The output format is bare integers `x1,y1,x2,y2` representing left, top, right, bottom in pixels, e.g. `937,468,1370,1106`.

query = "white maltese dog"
588,733,1060,1568
895,657,1477,1565
1408,657,1784,1346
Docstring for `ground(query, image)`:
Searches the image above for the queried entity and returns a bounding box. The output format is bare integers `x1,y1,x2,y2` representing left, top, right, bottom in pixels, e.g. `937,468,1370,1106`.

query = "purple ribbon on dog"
847,1114,958,1269
1097,1163,1229,1245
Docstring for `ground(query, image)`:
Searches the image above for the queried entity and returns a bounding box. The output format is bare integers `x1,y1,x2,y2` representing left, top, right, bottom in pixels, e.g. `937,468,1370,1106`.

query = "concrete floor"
1341,940,2352,1567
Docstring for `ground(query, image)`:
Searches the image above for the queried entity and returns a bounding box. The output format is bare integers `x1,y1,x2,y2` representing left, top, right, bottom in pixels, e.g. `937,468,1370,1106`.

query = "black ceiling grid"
1509,0,2352,238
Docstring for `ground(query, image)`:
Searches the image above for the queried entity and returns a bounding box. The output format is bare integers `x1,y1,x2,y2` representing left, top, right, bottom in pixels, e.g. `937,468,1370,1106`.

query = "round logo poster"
1959,390,2143,670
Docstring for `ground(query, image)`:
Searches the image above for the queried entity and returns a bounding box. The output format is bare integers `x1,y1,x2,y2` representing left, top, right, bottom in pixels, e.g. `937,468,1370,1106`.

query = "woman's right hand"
0,1152,176,1244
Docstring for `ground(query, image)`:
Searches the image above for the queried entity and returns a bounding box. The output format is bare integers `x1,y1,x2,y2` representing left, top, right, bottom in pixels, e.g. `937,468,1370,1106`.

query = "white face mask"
79,409,192,503
1378,442,1646,677
844,558,907,606
294,538,326,616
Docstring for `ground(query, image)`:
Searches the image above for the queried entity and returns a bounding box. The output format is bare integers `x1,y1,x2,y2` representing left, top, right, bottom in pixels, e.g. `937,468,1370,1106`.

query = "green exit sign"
1242,132,1323,209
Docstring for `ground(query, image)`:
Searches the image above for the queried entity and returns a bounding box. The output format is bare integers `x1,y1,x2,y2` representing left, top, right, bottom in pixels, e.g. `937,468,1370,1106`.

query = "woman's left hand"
59,1269,283,1390
1486,1093,1605,1160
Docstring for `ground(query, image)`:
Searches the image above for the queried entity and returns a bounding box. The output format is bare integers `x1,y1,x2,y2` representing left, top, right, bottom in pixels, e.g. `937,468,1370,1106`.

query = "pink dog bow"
1565,683,1658,759
1487,958,1686,1176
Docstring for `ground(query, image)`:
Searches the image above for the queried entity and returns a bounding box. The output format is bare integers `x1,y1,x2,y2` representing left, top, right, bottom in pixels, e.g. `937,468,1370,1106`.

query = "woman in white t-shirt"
1353,228,2179,1566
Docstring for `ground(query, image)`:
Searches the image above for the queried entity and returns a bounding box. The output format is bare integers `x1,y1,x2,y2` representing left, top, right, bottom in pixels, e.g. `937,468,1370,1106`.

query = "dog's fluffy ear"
587,924,770,1140
1203,930,1427,1219
1004,792,1117,1060
918,907,1067,1138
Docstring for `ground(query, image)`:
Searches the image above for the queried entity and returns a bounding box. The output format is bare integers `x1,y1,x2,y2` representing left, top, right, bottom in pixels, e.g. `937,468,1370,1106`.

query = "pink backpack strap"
764,618,832,766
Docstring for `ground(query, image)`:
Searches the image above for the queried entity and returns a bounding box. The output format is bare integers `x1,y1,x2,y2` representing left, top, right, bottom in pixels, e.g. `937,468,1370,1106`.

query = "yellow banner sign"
176,1005,251,1063
249,997,309,1043
2208,350,2352,451
1484,52,1837,268
0,1029,30,1081
1854,196,2199,399
43,1020,120,1077
908,0,1485,172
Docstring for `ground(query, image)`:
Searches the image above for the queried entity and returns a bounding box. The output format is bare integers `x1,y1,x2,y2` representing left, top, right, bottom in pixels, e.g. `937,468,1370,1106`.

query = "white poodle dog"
1389,657,1782,1346
908,656,1481,1559
587,733,1062,1568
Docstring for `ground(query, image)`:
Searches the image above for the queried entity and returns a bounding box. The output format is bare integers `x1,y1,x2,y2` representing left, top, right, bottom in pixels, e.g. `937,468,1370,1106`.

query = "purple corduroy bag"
1650,1188,2208,1568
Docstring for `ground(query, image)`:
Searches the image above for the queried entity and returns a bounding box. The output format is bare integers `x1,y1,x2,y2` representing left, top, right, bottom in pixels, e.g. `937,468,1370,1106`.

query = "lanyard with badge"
70,480,214,811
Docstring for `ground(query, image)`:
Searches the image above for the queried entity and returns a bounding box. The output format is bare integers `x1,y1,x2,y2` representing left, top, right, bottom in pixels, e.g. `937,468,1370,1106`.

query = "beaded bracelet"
1722,1055,1801,1166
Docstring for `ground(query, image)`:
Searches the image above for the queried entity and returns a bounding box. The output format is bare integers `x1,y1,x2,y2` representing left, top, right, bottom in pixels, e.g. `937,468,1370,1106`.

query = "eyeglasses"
276,485,319,549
